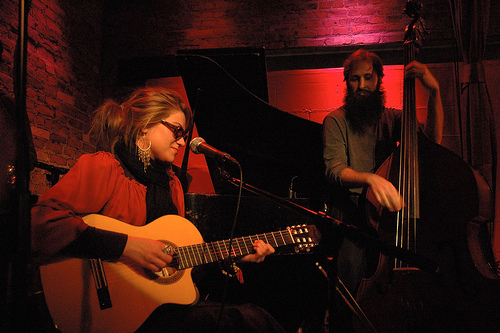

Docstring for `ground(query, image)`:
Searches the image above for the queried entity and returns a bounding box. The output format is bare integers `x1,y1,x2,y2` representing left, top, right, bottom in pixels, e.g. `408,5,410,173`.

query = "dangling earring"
137,135,151,172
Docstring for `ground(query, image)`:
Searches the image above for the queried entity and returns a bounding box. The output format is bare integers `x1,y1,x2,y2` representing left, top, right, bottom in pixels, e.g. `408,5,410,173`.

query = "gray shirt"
322,106,402,198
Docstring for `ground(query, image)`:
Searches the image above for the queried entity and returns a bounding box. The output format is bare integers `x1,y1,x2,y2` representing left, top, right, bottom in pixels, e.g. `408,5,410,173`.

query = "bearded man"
321,48,443,331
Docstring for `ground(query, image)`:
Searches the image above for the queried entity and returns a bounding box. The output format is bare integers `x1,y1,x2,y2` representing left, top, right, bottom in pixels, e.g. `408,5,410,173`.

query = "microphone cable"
214,162,244,332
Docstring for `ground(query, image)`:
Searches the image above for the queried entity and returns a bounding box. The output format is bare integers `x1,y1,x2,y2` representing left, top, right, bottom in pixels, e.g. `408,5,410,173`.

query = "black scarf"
114,142,178,223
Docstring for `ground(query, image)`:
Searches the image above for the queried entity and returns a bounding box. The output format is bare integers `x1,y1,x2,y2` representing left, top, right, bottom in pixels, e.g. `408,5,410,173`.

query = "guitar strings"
173,229,299,270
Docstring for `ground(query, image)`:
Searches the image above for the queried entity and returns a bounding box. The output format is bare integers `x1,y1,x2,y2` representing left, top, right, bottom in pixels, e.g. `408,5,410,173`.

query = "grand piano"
175,48,330,332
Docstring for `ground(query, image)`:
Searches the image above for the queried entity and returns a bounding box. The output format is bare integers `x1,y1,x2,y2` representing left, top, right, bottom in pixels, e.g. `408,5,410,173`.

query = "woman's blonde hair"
91,87,192,153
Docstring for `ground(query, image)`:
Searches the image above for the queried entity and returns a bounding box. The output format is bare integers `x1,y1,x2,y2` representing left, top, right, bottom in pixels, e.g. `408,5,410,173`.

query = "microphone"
189,137,239,165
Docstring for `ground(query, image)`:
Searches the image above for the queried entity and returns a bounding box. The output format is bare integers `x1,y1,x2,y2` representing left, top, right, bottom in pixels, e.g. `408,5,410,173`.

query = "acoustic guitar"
40,214,320,333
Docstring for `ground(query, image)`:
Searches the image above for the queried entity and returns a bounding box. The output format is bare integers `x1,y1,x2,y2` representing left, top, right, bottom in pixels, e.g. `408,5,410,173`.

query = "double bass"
355,2,499,332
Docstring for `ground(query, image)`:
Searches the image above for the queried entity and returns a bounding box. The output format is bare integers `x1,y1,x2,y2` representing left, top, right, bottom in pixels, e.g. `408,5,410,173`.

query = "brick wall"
101,0,455,58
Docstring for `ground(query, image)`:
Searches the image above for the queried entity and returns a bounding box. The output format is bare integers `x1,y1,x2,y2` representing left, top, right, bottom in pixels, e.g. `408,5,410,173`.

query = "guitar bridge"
90,258,112,310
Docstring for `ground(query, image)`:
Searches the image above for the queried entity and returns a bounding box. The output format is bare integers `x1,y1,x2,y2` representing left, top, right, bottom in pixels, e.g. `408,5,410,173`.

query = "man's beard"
344,88,385,133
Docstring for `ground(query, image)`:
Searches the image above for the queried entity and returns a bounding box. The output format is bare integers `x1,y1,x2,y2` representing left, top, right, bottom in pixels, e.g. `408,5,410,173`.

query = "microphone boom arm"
223,175,439,275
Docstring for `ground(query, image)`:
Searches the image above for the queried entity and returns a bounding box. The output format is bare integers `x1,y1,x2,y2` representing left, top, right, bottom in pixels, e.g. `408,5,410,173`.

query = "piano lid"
176,52,325,198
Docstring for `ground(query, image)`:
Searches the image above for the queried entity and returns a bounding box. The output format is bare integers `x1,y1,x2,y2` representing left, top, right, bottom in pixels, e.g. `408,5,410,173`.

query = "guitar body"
40,214,203,333
39,214,320,333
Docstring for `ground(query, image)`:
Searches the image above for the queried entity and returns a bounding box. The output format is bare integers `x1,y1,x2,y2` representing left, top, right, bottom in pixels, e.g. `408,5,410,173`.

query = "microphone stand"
222,175,439,333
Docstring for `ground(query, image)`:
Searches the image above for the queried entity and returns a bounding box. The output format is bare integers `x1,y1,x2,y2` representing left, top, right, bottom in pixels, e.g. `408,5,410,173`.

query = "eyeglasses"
160,120,188,141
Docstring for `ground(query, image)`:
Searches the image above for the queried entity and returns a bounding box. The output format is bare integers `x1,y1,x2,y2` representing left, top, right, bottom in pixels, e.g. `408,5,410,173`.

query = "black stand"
315,260,376,333
2,0,31,329
1,1,59,332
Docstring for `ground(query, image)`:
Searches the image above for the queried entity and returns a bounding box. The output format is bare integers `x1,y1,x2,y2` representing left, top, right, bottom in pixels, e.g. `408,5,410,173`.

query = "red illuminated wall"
268,60,500,157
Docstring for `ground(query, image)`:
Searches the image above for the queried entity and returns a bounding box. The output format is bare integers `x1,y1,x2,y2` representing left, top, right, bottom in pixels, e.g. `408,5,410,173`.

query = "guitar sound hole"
144,240,184,285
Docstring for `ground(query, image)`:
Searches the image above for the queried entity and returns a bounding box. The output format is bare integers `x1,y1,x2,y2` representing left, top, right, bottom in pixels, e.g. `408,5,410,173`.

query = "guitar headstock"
288,224,321,253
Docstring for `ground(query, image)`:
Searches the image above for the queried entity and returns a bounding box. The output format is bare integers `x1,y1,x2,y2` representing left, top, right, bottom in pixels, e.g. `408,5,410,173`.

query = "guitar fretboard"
172,229,297,270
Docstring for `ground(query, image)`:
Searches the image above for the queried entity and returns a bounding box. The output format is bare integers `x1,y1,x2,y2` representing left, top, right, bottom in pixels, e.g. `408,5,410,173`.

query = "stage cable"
215,161,243,332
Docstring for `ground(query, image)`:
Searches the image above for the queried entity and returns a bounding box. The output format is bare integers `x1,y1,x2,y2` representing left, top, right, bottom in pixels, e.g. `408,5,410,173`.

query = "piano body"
175,48,329,332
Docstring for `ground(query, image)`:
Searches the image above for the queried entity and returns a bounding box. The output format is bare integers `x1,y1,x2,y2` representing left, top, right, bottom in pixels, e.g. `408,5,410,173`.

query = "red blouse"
31,152,185,259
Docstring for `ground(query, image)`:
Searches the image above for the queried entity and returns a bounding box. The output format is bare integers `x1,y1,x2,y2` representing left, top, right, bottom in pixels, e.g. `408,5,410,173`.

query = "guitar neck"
173,229,295,270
